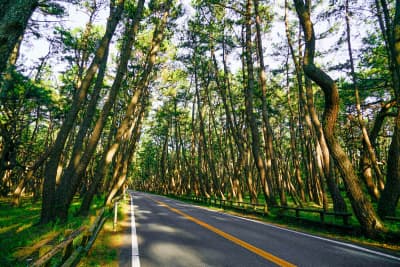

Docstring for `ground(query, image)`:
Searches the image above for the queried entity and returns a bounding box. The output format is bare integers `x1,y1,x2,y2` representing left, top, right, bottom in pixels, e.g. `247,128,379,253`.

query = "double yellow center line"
152,198,296,267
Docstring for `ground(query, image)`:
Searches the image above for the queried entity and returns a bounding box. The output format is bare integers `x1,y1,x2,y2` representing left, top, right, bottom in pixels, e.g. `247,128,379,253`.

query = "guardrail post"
39,245,52,267
343,215,349,226
320,212,325,223
81,229,91,247
62,229,74,263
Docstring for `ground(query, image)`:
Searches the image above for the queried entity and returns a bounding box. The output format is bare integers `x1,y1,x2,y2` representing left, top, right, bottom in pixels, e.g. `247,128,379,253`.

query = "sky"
19,0,368,83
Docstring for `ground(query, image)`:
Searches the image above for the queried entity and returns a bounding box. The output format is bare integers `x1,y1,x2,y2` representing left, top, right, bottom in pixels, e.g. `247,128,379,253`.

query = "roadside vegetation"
78,199,126,267
0,196,106,266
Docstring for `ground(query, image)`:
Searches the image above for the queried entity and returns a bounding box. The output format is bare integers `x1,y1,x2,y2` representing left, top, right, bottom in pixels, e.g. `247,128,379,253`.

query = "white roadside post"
113,201,118,231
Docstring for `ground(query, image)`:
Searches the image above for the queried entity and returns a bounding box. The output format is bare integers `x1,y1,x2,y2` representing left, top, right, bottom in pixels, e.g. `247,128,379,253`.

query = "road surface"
119,191,400,267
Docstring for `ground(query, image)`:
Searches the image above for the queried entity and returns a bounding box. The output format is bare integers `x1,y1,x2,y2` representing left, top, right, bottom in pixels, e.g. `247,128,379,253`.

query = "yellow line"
151,198,296,267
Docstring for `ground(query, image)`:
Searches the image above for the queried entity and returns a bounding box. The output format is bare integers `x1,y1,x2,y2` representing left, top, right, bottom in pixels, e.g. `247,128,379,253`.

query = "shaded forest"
0,0,399,238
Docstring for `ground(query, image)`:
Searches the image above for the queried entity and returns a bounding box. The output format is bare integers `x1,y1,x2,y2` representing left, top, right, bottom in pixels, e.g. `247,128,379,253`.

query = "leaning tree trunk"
254,0,281,205
39,0,125,224
294,0,385,237
105,107,144,205
55,0,145,221
78,2,170,215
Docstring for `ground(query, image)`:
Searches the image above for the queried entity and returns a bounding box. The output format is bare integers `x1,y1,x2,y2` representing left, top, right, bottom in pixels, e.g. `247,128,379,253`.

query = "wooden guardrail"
175,195,270,217
31,207,108,267
61,208,108,267
277,206,352,226
385,216,400,222
170,194,352,228
32,226,87,267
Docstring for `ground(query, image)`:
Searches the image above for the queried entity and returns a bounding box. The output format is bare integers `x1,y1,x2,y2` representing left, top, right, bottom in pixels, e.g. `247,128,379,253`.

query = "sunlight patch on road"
151,197,296,267
149,242,208,267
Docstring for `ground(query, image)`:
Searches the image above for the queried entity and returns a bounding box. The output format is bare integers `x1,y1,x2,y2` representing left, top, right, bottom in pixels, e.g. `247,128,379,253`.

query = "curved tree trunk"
294,0,384,236
284,0,346,212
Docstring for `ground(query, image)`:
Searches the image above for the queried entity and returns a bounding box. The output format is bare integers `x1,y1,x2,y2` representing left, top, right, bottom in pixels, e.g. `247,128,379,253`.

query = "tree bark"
294,0,384,236
105,106,144,205
254,0,280,205
40,0,125,224
0,0,38,74
78,1,171,215
345,0,383,202
244,0,275,205
55,0,145,221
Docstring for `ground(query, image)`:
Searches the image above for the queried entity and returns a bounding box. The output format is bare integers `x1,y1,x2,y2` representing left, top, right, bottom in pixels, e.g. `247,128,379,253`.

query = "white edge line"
156,194,400,262
130,193,141,267
231,213,400,262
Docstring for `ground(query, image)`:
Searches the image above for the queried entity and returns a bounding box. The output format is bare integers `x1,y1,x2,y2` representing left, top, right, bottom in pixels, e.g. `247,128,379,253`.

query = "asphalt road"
120,191,400,267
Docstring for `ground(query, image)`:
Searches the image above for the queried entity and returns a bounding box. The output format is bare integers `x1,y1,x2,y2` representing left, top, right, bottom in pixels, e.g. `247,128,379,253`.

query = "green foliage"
0,68,61,168
1,69,58,109
0,196,104,266
358,32,392,98
38,2,66,17
55,25,105,66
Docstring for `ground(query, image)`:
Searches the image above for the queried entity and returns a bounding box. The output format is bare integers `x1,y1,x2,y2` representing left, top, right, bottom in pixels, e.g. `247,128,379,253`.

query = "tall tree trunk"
40,0,125,224
105,107,144,205
78,1,171,214
195,64,222,198
216,37,245,201
294,0,384,236
254,0,280,205
345,0,383,202
244,0,275,205
55,0,145,221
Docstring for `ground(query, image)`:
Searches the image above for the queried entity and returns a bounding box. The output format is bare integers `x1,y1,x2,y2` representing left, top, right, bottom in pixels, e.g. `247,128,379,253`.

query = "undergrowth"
0,195,105,266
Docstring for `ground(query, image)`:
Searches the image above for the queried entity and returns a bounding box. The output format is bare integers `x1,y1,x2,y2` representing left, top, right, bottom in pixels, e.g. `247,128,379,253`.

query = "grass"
78,197,126,267
78,219,119,267
0,195,107,267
